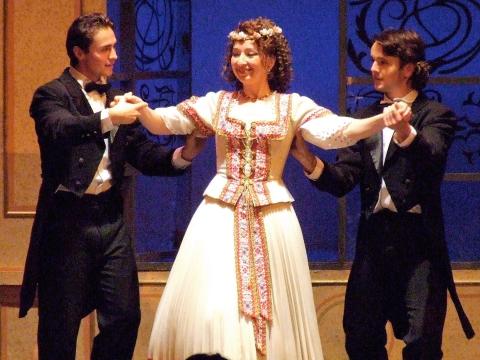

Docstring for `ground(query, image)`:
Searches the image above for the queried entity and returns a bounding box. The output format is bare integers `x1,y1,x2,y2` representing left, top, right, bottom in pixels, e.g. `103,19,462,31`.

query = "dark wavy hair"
222,17,293,93
66,13,114,67
373,29,430,90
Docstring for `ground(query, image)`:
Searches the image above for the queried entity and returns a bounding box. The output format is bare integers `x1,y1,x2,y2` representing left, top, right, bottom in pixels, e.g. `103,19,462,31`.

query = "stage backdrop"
107,0,480,269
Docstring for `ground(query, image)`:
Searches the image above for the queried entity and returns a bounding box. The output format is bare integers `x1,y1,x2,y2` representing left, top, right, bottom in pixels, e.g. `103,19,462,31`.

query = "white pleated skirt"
148,197,323,360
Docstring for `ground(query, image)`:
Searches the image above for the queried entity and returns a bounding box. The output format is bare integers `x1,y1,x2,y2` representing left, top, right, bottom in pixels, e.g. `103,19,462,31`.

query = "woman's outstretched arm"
115,93,173,135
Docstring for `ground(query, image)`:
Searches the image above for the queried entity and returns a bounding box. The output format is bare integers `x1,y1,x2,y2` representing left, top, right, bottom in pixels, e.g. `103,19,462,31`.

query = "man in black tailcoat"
291,29,474,359
19,13,202,360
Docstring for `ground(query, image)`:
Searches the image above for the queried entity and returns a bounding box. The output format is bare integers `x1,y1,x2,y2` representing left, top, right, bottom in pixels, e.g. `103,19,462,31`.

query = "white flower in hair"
229,31,248,41
237,31,247,39
259,28,273,37
228,25,283,41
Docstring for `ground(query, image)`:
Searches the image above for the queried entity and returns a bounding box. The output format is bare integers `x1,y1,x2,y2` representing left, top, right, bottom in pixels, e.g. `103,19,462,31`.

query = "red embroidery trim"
215,91,291,354
299,107,333,127
177,96,215,137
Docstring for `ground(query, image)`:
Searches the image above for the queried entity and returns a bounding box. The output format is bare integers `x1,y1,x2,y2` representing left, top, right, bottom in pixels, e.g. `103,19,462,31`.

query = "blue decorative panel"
135,0,191,72
135,172,192,263
108,0,192,267
108,0,191,74
347,0,480,76
133,81,192,265
432,85,480,173
442,182,480,261
284,157,340,263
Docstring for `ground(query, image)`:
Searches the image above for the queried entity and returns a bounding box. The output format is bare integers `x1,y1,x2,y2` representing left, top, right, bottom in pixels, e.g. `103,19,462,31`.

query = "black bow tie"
84,81,111,94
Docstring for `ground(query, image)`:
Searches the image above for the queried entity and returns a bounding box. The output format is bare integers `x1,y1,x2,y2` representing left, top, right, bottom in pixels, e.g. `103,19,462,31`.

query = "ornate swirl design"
348,0,480,75
455,91,480,165
139,82,176,108
422,89,443,103
135,0,176,71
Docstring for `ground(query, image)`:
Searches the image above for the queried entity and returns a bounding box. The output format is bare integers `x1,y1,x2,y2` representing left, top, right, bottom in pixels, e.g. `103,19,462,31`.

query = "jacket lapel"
366,132,383,174
59,68,94,116
106,88,122,142
383,131,396,165
362,102,384,174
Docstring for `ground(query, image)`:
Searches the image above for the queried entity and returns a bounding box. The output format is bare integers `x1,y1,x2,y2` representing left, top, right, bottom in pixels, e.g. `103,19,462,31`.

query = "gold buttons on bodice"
242,122,255,179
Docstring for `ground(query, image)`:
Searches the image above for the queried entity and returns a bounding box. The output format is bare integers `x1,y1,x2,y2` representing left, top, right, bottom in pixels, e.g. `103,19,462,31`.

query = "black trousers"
37,189,140,360
344,210,447,360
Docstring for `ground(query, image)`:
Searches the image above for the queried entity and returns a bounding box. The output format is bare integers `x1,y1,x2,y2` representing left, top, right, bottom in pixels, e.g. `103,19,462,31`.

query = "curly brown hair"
222,17,293,93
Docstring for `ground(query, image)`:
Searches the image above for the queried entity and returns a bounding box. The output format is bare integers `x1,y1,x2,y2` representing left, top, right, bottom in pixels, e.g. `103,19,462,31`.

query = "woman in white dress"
122,17,410,360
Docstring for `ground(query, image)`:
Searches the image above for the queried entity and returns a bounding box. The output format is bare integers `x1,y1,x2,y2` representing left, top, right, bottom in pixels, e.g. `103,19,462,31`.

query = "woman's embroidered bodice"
158,90,355,206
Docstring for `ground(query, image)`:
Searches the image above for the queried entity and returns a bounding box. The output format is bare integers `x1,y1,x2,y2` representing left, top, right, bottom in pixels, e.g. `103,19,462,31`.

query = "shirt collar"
380,89,418,105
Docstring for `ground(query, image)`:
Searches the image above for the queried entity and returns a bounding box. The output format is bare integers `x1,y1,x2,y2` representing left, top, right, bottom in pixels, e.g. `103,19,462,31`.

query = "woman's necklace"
240,89,274,102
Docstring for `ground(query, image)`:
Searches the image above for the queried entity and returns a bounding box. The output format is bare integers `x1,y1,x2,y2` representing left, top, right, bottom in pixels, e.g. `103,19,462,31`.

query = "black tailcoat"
313,94,474,339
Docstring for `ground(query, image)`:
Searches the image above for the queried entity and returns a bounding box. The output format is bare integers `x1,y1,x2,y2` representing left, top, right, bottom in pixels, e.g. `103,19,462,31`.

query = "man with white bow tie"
291,29,474,359
20,12,203,360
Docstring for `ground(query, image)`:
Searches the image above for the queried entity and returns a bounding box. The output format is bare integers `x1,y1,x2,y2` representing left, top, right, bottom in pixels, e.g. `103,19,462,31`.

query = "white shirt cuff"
100,109,115,133
172,146,191,169
304,156,324,180
393,125,417,147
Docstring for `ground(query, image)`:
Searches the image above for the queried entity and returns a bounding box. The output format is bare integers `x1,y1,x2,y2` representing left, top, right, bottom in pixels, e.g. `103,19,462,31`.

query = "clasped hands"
108,92,147,125
383,100,413,142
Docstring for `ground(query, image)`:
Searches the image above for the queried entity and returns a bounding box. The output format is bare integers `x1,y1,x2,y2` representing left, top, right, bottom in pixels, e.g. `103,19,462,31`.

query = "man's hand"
383,101,413,142
290,133,317,174
383,101,412,127
108,100,147,125
181,133,207,162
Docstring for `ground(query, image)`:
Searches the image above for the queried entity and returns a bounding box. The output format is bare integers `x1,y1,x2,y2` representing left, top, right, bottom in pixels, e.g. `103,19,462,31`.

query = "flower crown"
228,26,282,41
